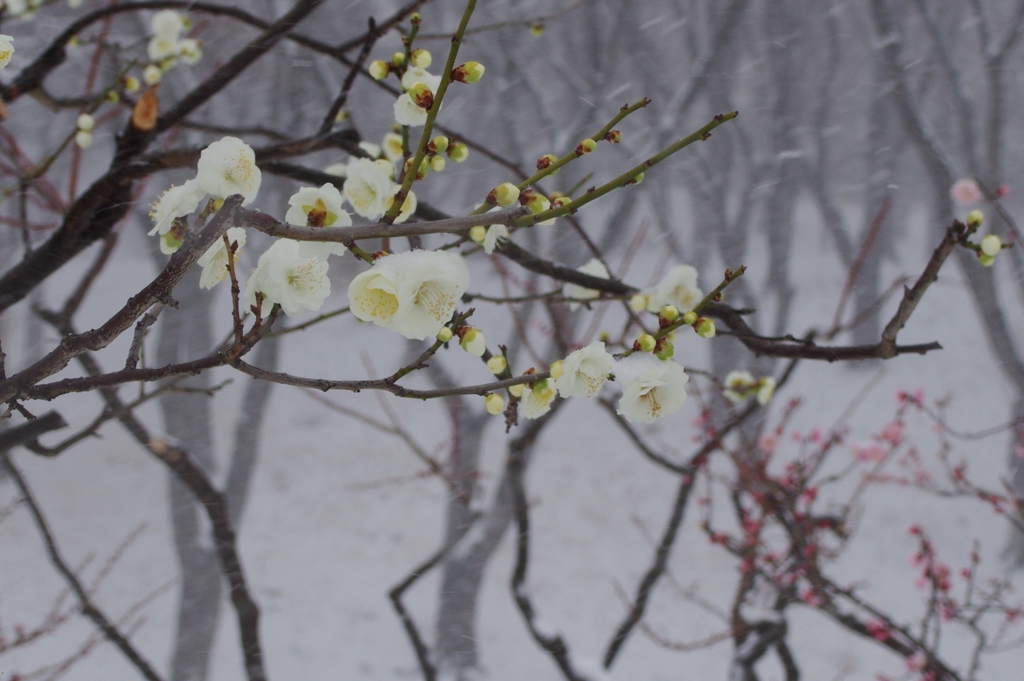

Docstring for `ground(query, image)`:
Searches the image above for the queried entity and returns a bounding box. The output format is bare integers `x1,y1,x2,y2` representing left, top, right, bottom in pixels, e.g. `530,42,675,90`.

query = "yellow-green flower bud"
549,360,564,380
429,135,449,154
410,49,432,69
437,327,454,343
123,76,140,93
487,355,507,375
979,253,995,267
392,51,407,65
660,305,679,321
524,191,550,215
452,61,485,84
682,310,698,325
77,113,95,132
576,138,597,156
461,328,486,356
655,340,675,361
430,155,446,172
369,60,389,80
493,182,521,207
469,225,487,244
105,90,120,104
447,142,469,163
630,294,648,312
508,383,524,398
628,172,645,185
485,393,505,415
529,23,544,37
599,331,610,342
409,81,434,109
410,12,421,25
636,334,657,353
604,129,622,144
532,378,549,395
74,130,92,149
536,153,560,174
980,234,1002,257
695,317,716,339
967,209,984,230
143,64,162,85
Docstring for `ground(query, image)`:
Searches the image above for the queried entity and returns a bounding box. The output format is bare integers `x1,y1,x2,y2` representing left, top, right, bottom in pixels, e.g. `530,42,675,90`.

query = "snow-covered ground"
1,199,1021,681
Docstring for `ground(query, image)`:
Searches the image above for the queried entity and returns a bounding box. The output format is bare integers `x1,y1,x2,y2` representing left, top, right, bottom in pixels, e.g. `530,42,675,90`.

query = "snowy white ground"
1,201,1022,681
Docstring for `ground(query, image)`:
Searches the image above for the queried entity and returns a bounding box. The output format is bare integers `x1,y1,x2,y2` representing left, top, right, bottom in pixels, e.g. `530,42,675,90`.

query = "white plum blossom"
723,370,756,403
401,67,442,94
615,355,690,424
647,264,702,313
178,38,202,65
481,224,508,255
147,34,178,61
0,35,14,70
555,342,615,398
197,227,246,289
348,250,470,340
245,239,331,316
520,380,557,419
151,10,186,39
285,183,349,228
324,162,347,178
382,132,404,163
563,258,610,310
358,140,382,158
196,136,261,205
148,179,205,235
343,158,395,219
394,93,428,127
757,376,776,405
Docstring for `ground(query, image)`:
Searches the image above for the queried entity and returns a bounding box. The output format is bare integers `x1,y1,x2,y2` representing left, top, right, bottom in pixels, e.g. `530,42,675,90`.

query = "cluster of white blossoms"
722,370,776,405
144,10,201,85
502,341,691,424
149,136,349,316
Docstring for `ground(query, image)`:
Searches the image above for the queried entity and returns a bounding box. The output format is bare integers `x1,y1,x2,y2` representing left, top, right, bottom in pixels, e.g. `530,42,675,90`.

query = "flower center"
415,281,454,322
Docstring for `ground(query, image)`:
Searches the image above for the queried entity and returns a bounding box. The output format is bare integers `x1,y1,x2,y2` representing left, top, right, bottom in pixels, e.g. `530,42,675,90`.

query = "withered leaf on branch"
131,86,159,131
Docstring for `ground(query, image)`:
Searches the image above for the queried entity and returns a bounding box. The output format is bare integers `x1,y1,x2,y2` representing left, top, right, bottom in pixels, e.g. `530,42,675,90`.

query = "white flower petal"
196,136,262,205
555,342,615,398
149,179,205,235
197,227,246,289
343,158,395,219
615,355,689,424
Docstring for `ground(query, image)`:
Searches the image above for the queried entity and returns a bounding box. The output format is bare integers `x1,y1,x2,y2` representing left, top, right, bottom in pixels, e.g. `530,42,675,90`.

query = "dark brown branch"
508,424,586,681
318,18,379,136
0,197,243,406
0,450,166,681
242,205,529,243
388,517,479,681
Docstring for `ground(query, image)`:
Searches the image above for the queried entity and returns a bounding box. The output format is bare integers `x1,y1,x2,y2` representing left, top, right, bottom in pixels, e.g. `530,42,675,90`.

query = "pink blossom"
854,442,886,462
866,618,891,641
996,184,1010,198
880,421,905,446
808,428,822,443
758,433,778,455
1014,445,1024,461
950,178,983,206
905,651,926,671
800,588,822,606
